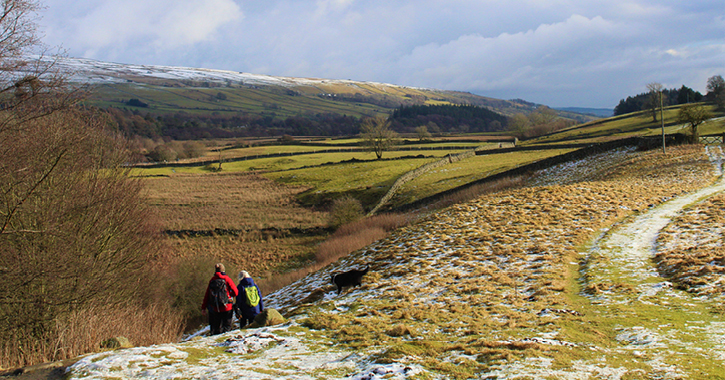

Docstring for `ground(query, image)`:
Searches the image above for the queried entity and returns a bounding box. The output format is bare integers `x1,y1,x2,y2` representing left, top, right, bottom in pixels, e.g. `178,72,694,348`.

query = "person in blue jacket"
235,271,264,328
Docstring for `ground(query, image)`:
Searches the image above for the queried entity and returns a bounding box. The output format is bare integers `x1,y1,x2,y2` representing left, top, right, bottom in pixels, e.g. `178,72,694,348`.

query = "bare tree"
508,113,531,137
0,0,81,135
707,75,725,111
360,116,397,159
0,0,164,368
528,106,557,126
647,82,665,123
415,125,431,141
678,103,712,143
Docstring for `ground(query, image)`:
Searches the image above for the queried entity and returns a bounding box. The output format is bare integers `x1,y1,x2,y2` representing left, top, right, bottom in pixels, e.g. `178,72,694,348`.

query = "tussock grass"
265,144,723,378
655,193,725,296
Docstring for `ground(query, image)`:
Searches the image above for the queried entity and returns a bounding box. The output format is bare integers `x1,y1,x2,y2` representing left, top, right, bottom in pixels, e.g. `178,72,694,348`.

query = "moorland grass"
655,193,725,296
276,144,722,378
91,83,388,119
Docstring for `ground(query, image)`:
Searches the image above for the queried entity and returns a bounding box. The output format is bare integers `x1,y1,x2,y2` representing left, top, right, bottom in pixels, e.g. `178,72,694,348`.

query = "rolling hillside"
50,56,596,122
61,143,725,379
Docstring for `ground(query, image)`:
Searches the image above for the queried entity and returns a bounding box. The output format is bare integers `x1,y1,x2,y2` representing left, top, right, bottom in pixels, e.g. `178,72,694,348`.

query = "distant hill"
39,57,600,138
555,107,613,118
49,57,597,120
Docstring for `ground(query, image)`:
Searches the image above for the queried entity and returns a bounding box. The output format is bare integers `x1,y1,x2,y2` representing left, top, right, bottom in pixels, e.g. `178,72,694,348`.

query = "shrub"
0,302,182,367
182,140,206,159
0,107,168,368
148,144,178,162
328,196,364,229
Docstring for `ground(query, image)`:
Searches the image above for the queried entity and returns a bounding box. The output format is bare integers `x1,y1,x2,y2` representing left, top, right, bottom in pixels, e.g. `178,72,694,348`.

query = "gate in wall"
700,134,725,145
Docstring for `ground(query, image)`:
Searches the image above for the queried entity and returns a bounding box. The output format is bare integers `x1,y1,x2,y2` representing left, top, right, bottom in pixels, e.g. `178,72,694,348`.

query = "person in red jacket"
201,263,238,335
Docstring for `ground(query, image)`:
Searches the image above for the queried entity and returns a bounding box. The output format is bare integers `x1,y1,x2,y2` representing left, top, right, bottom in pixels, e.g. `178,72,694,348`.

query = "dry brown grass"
275,144,719,376
258,213,411,295
655,193,725,295
144,172,326,230
0,303,183,369
422,175,528,211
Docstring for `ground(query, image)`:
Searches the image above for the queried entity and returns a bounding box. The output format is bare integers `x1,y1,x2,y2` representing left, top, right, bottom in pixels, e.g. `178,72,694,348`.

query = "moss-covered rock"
250,309,285,327
100,336,133,349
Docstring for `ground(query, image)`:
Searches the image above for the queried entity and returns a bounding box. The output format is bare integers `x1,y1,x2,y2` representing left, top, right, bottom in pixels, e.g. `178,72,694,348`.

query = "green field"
391,148,575,207
134,104,725,214
527,104,725,145
91,83,388,119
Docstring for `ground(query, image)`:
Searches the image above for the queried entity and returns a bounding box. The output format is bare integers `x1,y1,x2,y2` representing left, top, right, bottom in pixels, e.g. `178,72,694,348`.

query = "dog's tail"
330,273,337,284
361,266,369,274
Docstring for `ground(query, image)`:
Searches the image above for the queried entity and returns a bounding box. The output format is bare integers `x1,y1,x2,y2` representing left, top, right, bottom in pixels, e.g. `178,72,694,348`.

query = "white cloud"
37,0,725,107
395,15,622,91
43,0,242,60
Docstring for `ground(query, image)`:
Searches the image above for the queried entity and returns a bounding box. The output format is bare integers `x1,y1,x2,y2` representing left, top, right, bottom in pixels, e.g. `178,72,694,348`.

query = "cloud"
43,0,242,59
37,0,725,107
395,15,623,90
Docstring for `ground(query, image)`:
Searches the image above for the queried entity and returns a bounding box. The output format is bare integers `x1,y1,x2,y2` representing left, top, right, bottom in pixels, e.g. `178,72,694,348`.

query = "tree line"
613,79,725,117
389,104,508,133
103,103,512,141
105,107,361,139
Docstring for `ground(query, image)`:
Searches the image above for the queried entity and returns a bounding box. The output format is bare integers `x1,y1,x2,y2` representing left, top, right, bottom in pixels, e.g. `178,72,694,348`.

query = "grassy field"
144,172,326,231
91,83,387,119
144,172,327,280
135,106,725,331
389,148,575,208
527,104,725,145
135,149,465,176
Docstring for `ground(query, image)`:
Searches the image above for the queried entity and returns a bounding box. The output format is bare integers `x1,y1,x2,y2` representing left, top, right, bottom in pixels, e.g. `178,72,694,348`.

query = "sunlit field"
391,148,575,207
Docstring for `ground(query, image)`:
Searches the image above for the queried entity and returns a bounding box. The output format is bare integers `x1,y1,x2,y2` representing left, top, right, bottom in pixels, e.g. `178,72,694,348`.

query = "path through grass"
580,145,725,377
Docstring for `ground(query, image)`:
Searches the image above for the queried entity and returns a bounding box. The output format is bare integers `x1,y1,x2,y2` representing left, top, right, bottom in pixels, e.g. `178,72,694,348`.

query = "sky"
37,0,725,109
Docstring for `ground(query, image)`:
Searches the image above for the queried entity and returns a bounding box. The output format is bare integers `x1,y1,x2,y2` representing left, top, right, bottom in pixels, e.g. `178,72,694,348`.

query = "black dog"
331,267,369,294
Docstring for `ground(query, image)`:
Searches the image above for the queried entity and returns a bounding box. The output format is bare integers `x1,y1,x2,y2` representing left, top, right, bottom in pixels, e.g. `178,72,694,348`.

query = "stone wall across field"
367,150,477,215
387,134,689,214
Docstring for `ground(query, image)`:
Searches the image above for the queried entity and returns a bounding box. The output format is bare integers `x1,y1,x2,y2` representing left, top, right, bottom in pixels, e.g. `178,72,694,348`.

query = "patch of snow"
348,363,423,380
67,323,375,379
35,56,432,92
615,327,666,347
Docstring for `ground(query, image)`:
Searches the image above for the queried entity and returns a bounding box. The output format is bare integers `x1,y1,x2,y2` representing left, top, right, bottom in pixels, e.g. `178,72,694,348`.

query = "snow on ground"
527,146,638,187
65,145,725,379
69,323,425,380
39,56,428,92
586,145,725,304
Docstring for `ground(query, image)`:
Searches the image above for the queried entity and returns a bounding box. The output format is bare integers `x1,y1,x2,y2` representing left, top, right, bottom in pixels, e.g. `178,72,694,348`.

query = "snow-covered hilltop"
42,56,425,91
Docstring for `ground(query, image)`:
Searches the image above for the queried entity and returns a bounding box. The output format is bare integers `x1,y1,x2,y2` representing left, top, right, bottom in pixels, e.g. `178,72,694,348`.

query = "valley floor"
64,144,725,379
